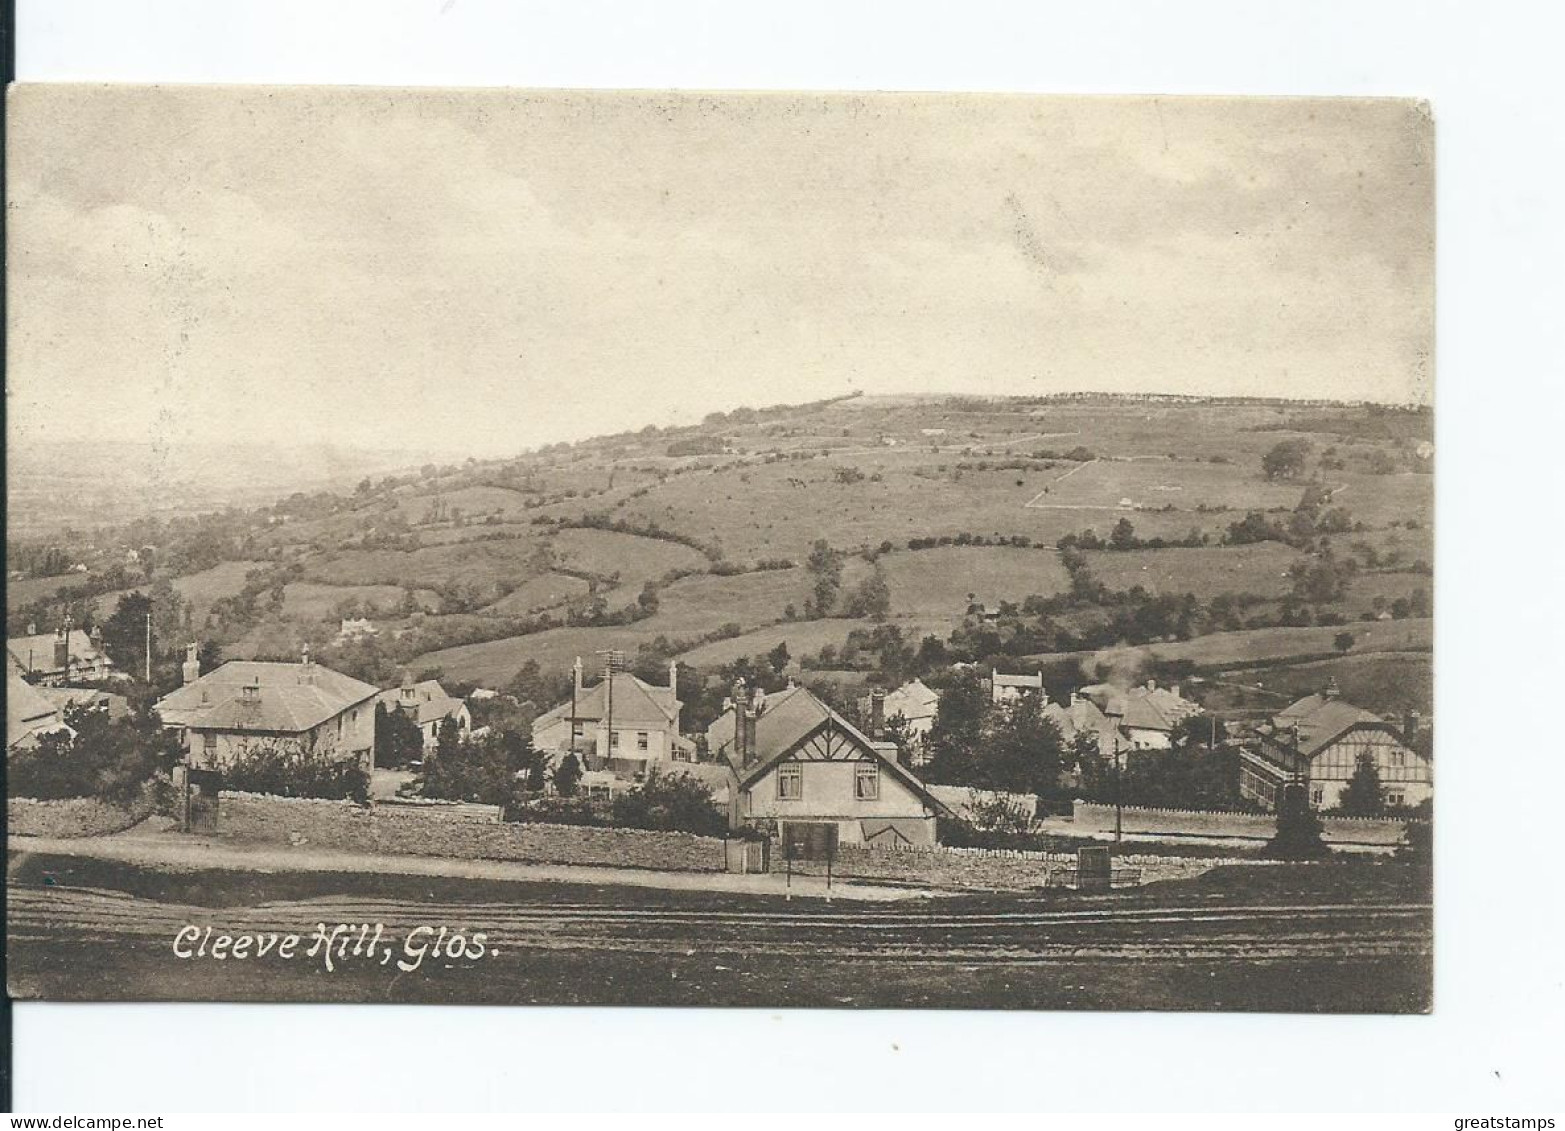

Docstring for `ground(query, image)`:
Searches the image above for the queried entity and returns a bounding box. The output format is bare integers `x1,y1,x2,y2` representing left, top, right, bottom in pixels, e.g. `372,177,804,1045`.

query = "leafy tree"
1337,751,1387,817
1334,631,1356,653
923,668,988,784
553,751,583,797
610,769,727,835
1265,781,1330,859
374,703,426,769
9,702,180,803
804,539,844,617
981,694,1069,797
100,592,154,677
420,728,518,807
766,642,791,675
843,569,892,621
1110,517,1138,550
1262,439,1312,481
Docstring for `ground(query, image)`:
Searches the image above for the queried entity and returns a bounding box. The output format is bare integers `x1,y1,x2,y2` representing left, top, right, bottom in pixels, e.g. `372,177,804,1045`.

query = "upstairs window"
777,763,803,800
637,731,650,751
203,732,218,752
855,763,880,801
610,731,620,750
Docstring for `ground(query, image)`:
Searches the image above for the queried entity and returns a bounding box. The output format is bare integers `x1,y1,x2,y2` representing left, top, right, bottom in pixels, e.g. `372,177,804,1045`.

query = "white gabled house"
706,681,954,848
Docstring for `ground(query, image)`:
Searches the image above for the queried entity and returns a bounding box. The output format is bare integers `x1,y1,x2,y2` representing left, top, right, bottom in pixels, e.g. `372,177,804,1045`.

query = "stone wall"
1062,801,1406,846
216,791,727,872
781,842,1252,891
8,787,158,839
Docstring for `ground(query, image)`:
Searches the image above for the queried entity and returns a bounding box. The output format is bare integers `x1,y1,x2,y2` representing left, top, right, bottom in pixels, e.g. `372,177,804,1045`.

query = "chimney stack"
871,688,886,740
1403,710,1421,745
731,679,750,765
573,656,584,696
53,629,70,673
182,642,201,685
299,643,314,683
668,658,679,693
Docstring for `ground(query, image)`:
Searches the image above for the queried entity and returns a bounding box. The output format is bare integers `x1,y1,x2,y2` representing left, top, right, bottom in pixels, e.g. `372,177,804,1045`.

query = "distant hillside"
8,393,1433,718
6,439,447,537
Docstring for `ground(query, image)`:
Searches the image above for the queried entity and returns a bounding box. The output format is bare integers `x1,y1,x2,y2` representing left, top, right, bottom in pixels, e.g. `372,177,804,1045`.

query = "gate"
174,765,223,833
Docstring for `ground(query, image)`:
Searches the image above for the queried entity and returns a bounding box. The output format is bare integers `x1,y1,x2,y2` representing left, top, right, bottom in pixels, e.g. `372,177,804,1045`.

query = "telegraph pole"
145,612,152,683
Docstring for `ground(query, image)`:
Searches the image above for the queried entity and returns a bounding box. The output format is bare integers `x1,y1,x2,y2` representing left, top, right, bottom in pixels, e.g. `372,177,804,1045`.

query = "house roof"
708,685,956,820
1255,693,1392,759
376,680,466,727
1042,695,1111,743
534,671,679,730
884,678,940,720
993,671,1042,688
1080,682,1201,733
7,665,66,749
156,660,379,735
7,629,110,675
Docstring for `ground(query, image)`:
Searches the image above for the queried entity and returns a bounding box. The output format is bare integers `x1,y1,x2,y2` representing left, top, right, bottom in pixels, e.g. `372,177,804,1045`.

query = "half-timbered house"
1239,683,1431,810
705,681,955,847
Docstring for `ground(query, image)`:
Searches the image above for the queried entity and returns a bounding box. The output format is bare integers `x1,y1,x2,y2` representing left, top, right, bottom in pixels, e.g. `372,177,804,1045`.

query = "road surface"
7,850,1432,1011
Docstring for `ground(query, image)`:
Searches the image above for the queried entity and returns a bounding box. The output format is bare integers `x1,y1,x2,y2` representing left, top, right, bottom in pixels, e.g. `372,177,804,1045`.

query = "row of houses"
864,668,1432,813
7,621,1433,839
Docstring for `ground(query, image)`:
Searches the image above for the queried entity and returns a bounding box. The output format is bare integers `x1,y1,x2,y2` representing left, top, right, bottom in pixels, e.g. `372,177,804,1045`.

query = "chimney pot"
870,688,886,739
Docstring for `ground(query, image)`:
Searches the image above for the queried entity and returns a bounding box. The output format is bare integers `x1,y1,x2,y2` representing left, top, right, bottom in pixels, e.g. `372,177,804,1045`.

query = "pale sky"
6,87,1432,459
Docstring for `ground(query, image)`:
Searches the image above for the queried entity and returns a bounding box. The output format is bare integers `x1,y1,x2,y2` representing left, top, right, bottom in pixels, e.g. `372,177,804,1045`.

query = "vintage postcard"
5,87,1433,1010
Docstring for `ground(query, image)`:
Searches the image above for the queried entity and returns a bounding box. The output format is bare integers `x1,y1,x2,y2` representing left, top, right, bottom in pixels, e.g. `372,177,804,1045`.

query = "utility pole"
1113,732,1123,844
145,612,152,683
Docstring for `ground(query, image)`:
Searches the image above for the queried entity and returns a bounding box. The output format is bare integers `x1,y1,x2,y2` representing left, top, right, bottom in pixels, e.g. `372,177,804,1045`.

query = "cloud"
6,88,1432,459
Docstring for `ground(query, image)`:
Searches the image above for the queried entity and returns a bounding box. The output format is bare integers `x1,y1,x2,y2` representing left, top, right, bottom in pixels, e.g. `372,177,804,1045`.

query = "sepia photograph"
6,86,1435,1014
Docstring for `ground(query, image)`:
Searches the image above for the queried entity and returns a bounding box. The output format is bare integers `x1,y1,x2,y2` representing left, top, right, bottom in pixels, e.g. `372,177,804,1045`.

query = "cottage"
6,661,70,751
1040,690,1112,745
532,657,690,775
1078,680,1201,750
375,675,471,751
1239,683,1431,811
857,678,940,762
991,669,1043,705
155,645,379,770
705,681,954,847
336,617,378,643
7,624,119,686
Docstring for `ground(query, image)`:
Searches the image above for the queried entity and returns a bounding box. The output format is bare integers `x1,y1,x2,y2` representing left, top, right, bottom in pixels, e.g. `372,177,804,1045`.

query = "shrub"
8,703,180,804
610,769,728,836
223,739,370,804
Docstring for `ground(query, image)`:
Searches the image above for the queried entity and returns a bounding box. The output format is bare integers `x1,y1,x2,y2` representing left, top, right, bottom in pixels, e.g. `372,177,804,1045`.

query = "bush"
8,703,180,804
223,739,370,804
610,769,729,836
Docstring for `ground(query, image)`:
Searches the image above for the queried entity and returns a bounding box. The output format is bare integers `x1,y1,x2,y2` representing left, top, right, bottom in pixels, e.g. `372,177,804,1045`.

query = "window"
855,763,880,801
203,732,218,752
1390,751,1405,768
1388,792,1405,807
777,763,803,800
610,731,620,749
1310,786,1324,807
637,731,650,752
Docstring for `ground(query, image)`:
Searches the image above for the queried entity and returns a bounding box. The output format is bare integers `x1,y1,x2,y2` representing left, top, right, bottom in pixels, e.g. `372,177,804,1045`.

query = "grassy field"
481,572,592,615
302,539,541,598
677,615,959,669
1201,651,1433,717
280,582,441,621
880,546,1071,616
1083,544,1299,598
1032,457,1306,512
89,560,265,623
1038,617,1433,673
549,527,708,584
